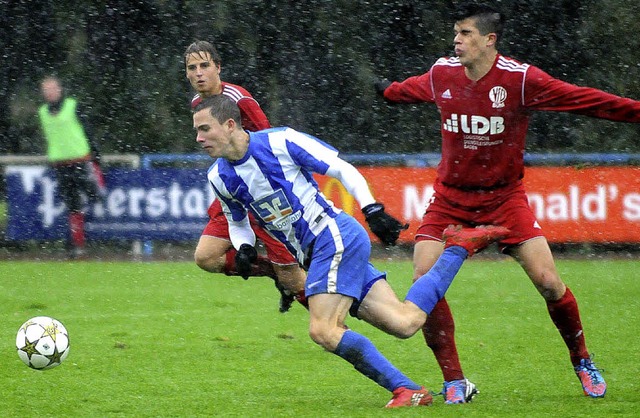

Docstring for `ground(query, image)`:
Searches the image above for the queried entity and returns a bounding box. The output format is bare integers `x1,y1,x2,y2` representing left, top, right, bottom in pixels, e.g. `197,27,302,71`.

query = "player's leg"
308,292,432,407
194,200,275,277
509,237,606,397
357,226,508,338
82,160,107,202
414,205,474,403
193,234,233,273
307,213,432,407
357,243,468,339
56,164,86,257
499,190,606,398
271,263,308,311
354,272,427,339
255,223,307,311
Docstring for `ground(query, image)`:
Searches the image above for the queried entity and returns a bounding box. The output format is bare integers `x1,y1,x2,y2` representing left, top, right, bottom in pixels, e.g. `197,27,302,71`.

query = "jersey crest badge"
489,86,507,108
250,189,302,230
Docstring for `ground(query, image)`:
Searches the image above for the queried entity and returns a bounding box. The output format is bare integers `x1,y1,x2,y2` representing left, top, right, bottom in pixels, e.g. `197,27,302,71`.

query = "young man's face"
193,108,232,159
185,52,222,96
453,17,494,66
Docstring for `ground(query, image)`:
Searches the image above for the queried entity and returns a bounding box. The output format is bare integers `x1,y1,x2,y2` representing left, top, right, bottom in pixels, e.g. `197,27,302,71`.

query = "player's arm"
325,158,408,246
212,182,258,279
285,129,407,245
524,66,640,122
374,70,435,104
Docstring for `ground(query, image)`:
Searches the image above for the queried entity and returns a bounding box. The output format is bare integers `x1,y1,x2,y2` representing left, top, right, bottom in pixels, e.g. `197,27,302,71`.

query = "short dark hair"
184,40,222,67
193,94,241,125
453,2,504,41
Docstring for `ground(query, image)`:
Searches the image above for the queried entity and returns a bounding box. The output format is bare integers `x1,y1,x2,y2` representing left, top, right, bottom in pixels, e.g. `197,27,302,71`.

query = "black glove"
374,78,391,96
235,244,257,280
274,281,295,313
362,203,408,246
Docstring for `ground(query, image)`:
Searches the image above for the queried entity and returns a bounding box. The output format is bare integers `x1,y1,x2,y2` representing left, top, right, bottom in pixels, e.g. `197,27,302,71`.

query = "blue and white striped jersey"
207,127,375,264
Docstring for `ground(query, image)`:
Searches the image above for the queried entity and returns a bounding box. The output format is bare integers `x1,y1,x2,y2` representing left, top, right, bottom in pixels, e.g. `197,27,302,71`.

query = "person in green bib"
38,75,105,258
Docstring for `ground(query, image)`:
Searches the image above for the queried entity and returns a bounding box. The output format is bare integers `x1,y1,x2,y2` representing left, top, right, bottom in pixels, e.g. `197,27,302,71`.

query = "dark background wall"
1,0,639,156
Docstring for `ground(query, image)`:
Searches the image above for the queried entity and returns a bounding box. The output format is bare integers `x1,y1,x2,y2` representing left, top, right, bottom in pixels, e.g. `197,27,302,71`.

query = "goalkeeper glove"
362,203,408,246
235,244,257,280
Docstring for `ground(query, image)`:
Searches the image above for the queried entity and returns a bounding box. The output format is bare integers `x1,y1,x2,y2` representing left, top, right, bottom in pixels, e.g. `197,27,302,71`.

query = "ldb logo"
443,114,505,135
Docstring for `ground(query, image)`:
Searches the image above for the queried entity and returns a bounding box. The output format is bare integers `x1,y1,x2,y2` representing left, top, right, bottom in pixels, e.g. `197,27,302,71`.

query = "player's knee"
532,268,564,300
394,321,422,339
308,323,338,351
394,311,427,339
394,328,416,340
193,249,223,273
308,324,327,347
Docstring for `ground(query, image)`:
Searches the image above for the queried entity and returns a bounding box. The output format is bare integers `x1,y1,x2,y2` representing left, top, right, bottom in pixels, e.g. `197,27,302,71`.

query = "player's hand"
362,203,409,246
374,78,391,96
235,244,257,280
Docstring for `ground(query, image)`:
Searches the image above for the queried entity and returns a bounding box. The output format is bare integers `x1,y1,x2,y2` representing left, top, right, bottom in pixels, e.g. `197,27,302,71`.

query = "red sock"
424,298,464,381
295,290,309,309
223,250,238,276
546,287,589,366
68,212,85,248
223,249,276,279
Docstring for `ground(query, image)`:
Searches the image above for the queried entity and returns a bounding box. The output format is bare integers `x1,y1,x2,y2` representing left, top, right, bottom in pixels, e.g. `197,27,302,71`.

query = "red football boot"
443,225,511,256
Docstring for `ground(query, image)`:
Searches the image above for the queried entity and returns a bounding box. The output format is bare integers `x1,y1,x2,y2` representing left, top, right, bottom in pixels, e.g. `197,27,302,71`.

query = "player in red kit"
185,41,307,310
375,1,640,403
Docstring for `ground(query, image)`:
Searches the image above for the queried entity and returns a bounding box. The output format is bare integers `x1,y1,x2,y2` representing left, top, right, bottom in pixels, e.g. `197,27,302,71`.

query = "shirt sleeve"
238,97,271,131
524,66,640,122
324,158,376,209
283,129,376,208
227,216,256,250
209,175,256,249
383,71,435,104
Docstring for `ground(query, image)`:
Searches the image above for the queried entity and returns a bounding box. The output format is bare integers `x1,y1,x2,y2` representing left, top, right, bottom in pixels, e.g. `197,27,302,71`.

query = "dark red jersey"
384,54,640,192
191,82,271,131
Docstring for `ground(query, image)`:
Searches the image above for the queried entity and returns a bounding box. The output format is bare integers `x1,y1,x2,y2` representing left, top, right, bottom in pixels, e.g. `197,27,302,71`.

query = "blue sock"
405,246,467,314
334,330,420,392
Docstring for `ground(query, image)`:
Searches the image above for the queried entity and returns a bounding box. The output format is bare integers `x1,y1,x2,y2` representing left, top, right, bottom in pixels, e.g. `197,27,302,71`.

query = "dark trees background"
1,0,639,156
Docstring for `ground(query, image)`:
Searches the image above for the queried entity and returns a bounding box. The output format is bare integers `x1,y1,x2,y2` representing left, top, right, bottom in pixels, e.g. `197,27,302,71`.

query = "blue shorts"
305,212,386,308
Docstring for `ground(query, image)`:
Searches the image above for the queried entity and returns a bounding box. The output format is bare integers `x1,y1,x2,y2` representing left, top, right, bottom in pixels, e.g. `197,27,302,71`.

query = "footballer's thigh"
413,239,444,280
194,235,232,272
357,279,427,339
510,236,566,301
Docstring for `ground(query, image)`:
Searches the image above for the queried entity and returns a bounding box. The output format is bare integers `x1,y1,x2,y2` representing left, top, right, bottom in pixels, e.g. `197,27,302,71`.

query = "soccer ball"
16,316,70,370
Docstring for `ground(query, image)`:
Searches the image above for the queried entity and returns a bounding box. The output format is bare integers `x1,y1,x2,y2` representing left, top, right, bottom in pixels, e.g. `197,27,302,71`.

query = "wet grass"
0,258,637,417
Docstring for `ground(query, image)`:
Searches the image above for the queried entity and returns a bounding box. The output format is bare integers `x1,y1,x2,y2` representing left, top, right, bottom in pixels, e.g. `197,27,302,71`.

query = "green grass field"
1,257,638,417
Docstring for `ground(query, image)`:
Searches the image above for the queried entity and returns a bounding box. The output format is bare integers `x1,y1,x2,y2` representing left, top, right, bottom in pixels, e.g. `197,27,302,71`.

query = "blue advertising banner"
5,166,213,241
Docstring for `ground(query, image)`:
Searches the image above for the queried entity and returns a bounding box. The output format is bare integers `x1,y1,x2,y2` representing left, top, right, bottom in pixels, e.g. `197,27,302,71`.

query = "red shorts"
415,182,544,250
202,200,297,265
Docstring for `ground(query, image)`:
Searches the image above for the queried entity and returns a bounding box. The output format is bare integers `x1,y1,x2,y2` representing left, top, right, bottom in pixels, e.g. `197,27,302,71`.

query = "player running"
375,1,640,402
194,94,510,408
185,40,306,311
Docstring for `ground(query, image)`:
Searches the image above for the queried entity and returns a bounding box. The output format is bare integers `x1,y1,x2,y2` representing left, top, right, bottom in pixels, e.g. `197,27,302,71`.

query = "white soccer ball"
16,316,70,370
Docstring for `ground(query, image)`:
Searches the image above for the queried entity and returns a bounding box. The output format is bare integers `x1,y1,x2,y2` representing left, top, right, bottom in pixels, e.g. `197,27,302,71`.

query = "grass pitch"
0,257,638,417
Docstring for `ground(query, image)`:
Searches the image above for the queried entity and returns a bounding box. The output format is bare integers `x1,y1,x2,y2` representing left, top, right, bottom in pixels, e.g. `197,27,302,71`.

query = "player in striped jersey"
185,41,306,311
193,94,509,407
374,1,640,402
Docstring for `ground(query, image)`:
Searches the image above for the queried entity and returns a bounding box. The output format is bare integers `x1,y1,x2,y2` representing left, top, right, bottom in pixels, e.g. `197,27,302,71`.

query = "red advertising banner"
315,166,640,244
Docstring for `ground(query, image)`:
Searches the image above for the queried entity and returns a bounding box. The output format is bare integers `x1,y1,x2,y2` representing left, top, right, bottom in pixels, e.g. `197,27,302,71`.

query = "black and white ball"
16,316,70,370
